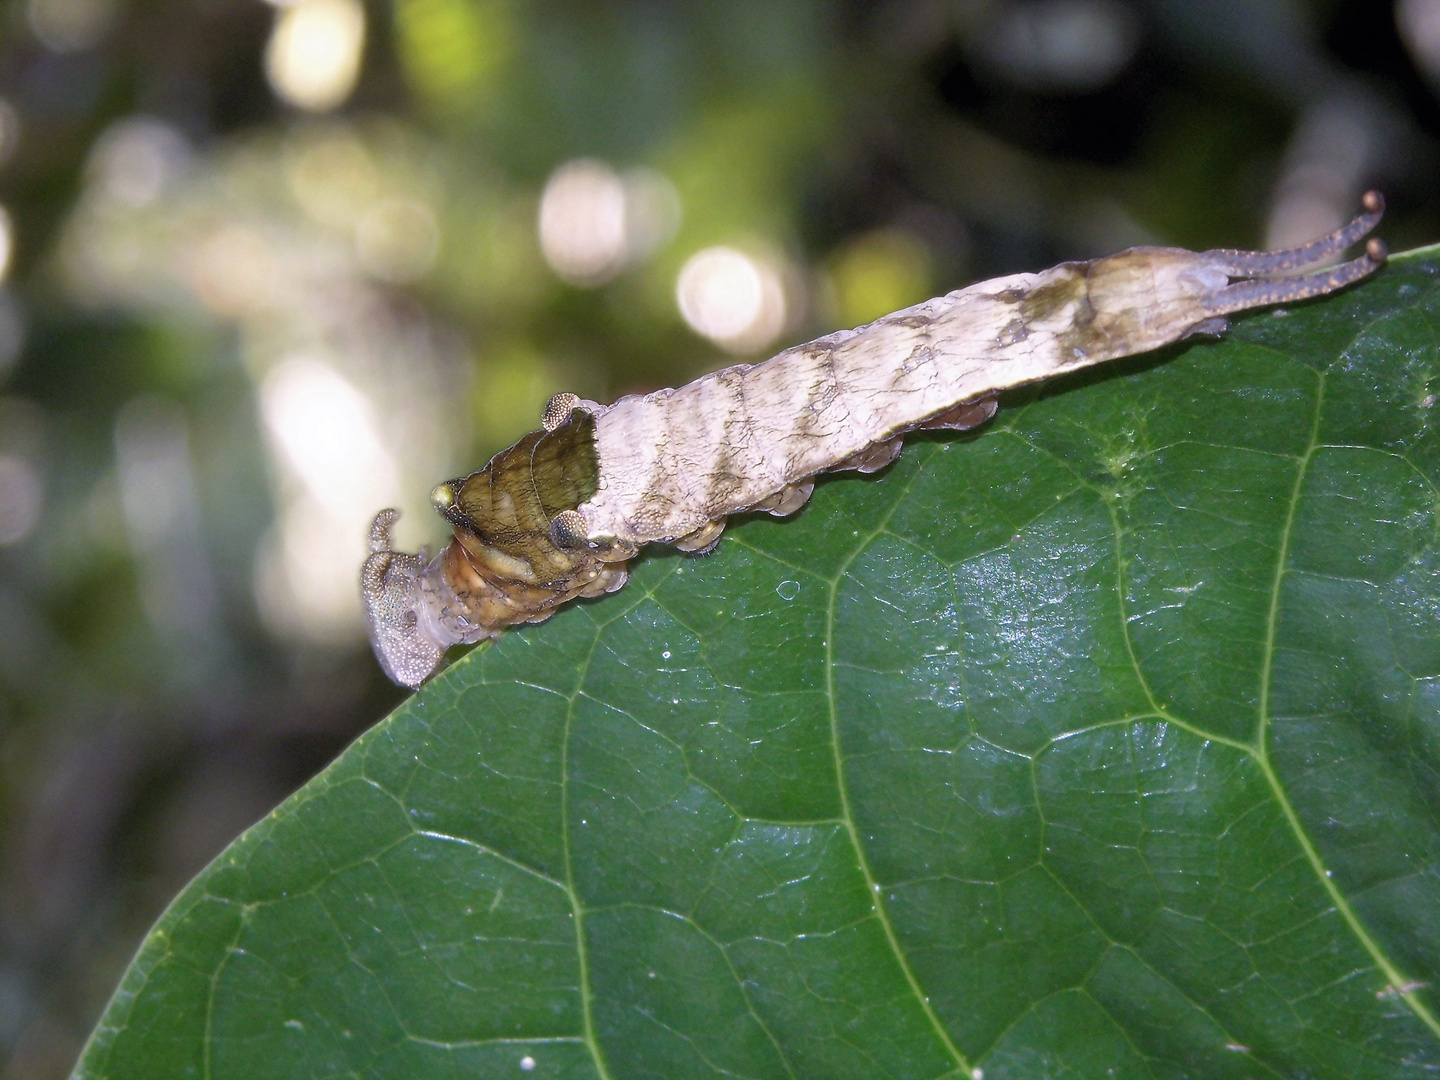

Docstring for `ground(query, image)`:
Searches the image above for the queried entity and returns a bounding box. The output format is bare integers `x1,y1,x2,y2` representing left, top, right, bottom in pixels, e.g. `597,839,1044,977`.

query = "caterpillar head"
361,509,449,688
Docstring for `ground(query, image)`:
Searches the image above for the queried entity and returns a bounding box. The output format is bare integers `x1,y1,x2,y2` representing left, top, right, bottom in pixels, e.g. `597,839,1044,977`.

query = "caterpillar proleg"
363,193,1387,687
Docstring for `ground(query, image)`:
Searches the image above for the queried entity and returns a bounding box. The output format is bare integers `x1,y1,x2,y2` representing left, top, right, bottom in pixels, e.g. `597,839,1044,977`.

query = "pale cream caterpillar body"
362,193,1388,687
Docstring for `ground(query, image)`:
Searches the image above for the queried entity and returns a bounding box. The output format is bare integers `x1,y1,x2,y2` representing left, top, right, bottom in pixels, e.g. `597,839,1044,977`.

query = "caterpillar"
363,193,1387,687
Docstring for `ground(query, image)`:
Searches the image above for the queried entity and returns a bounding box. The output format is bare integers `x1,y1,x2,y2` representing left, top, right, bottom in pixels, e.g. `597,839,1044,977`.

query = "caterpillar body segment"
363,195,1387,687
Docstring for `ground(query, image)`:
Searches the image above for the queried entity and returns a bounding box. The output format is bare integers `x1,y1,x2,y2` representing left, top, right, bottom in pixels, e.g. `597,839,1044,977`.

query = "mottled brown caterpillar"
363,193,1387,687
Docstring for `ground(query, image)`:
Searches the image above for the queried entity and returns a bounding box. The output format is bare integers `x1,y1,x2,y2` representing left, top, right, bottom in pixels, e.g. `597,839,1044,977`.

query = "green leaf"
75,248,1440,1080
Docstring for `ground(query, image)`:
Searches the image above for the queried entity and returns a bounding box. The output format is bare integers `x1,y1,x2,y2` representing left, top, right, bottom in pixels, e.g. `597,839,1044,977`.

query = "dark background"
1,1,1438,1076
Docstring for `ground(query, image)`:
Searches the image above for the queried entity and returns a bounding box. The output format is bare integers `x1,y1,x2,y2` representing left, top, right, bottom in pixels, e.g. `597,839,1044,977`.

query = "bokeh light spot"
537,160,680,287
675,246,787,353
254,502,365,645
538,160,628,286
260,358,398,522
264,0,367,113
257,358,401,643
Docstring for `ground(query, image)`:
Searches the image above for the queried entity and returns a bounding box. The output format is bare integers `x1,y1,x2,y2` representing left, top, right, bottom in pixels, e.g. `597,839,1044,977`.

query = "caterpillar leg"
836,437,904,474
747,480,814,518
674,519,726,553
575,564,629,597
918,397,998,431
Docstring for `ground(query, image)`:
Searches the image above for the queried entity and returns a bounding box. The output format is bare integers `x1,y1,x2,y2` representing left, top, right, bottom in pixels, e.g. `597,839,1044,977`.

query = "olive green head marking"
439,411,602,584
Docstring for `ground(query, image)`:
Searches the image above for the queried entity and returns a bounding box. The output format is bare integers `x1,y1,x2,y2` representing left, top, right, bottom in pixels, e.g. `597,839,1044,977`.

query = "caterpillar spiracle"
362,193,1388,687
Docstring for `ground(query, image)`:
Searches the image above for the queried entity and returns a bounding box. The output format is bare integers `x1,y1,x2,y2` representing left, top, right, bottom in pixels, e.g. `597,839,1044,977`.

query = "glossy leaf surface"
75,250,1440,1079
